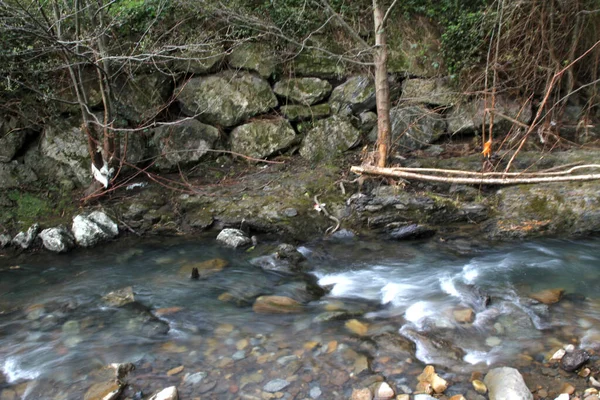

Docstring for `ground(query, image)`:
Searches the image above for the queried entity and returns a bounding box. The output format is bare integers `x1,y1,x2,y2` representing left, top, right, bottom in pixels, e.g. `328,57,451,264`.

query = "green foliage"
108,0,172,35
7,191,52,227
397,0,490,74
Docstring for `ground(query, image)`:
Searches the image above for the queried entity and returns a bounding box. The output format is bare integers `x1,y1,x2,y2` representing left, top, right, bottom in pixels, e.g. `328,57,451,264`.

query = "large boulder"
329,76,376,115
72,211,119,247
0,161,38,189
291,49,346,79
448,95,532,135
0,116,29,163
230,119,296,160
483,367,532,400
151,120,219,171
274,78,332,105
216,228,251,248
12,223,40,249
228,42,278,79
373,105,446,151
40,117,91,187
401,78,458,106
38,226,75,253
280,104,331,122
114,73,172,123
170,41,224,74
176,71,278,127
299,115,360,162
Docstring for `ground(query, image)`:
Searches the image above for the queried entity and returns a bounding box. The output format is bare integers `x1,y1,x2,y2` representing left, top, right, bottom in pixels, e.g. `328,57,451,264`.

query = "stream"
1,235,600,399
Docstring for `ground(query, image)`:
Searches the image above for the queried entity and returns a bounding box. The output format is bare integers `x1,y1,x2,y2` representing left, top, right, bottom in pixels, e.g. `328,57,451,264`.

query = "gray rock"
114,73,172,123
280,104,331,122
401,77,458,106
484,367,533,400
176,71,277,127
0,129,28,163
359,111,378,134
41,117,91,187
309,386,322,399
0,161,38,189
12,224,40,249
291,48,346,79
299,115,360,162
183,371,207,386
216,228,251,248
230,119,296,160
38,226,75,253
413,395,437,400
329,75,376,115
373,105,446,151
151,120,219,171
560,349,589,372
263,378,290,393
448,95,532,135
389,224,436,240
228,42,277,78
103,287,135,307
72,211,119,247
0,234,10,248
171,44,224,74
274,78,332,105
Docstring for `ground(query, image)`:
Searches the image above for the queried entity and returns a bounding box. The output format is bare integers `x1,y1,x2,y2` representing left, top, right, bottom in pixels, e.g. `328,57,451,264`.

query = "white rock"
590,376,600,388
216,228,251,248
484,367,533,400
551,349,566,361
38,226,75,253
72,211,118,247
0,233,11,248
565,344,575,352
375,382,395,399
553,394,569,400
12,223,40,249
149,386,178,400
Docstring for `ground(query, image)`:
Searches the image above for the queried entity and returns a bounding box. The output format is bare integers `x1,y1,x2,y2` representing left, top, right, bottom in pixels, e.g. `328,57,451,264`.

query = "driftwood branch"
350,165,600,185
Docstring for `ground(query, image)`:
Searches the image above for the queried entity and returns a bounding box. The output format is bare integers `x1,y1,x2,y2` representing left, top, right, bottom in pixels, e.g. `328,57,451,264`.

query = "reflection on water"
1,236,600,398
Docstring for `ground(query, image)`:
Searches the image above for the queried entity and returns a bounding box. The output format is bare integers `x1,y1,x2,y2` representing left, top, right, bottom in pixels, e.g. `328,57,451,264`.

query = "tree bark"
373,0,392,168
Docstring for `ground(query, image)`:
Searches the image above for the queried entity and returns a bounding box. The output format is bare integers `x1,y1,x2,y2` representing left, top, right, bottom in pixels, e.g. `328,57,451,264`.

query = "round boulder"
176,71,277,127
273,77,332,105
299,115,360,163
230,119,296,160
216,228,251,248
72,211,119,247
38,226,75,253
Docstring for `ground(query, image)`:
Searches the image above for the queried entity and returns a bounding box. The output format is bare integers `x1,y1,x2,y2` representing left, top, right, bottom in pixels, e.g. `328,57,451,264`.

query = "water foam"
2,356,41,383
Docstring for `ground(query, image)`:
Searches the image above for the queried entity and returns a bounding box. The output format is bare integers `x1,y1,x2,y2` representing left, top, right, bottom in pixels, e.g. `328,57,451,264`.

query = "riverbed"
1,235,599,399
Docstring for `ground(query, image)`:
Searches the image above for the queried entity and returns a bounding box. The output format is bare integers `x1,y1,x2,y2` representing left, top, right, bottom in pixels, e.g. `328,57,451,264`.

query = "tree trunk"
373,0,392,168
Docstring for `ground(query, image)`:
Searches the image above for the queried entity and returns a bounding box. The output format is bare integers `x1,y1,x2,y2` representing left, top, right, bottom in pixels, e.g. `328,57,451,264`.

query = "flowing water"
1,235,600,399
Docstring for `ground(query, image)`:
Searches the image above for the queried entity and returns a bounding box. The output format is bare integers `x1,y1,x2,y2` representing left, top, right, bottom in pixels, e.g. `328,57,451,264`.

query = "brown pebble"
560,382,575,395
166,365,184,376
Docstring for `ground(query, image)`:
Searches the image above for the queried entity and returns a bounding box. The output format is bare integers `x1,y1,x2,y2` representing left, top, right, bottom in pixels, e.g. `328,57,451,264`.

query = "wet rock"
72,211,118,247
216,228,251,248
110,363,135,380
483,367,532,400
12,223,40,249
299,115,360,162
453,308,475,323
228,41,277,78
148,386,178,400
389,224,436,240
84,381,123,400
263,378,290,393
38,226,75,253
183,371,207,386
179,258,228,279
345,319,369,336
351,388,373,400
309,386,322,399
176,71,277,127
372,381,394,399
150,120,219,171
400,328,465,366
560,349,589,372
103,287,135,307
230,119,296,160
417,365,448,394
472,380,487,394
253,295,303,314
530,288,564,304
274,77,332,105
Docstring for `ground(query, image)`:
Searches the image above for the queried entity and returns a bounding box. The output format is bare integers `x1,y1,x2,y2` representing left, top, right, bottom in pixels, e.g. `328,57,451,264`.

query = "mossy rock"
273,78,332,105
230,119,296,160
280,104,331,122
228,42,278,79
299,115,360,163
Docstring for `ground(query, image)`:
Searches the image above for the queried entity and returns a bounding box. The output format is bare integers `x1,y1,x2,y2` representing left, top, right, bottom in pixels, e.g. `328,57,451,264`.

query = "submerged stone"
484,367,532,400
